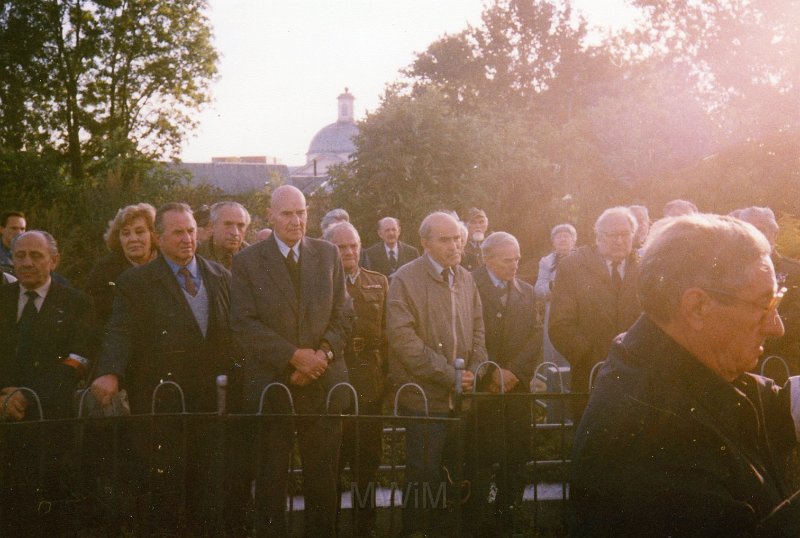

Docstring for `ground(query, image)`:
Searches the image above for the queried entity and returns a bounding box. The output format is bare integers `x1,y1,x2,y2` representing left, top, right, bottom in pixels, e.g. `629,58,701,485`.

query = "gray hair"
639,213,771,323
481,231,519,258
735,206,778,245
155,202,193,234
378,216,399,230
594,206,638,235
663,199,698,218
322,221,360,244
12,230,59,257
210,201,251,227
419,211,459,241
550,223,577,241
320,208,350,231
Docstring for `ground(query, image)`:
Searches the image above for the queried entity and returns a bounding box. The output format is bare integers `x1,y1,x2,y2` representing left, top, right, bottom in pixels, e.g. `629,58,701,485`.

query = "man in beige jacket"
387,211,487,535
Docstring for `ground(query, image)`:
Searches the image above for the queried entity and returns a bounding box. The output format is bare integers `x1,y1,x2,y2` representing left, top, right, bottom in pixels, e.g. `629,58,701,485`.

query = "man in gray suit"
231,185,351,537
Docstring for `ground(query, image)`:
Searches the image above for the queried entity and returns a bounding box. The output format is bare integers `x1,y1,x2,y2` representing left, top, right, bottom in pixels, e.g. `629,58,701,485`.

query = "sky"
179,0,639,166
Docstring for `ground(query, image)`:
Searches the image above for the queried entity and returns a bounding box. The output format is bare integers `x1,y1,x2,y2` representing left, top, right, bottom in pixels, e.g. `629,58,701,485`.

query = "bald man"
231,185,351,536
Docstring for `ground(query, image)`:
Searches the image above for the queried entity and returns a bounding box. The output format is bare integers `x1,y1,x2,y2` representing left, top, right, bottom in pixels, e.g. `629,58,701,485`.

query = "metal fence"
0,362,587,537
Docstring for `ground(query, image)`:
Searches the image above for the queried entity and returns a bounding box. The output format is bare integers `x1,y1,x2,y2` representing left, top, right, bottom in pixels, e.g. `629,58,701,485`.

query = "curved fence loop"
325,382,359,415
76,387,93,419
150,381,187,415
760,355,791,381
257,382,296,415
533,362,565,393
392,383,429,417
589,361,607,393
472,360,504,394
2,386,44,421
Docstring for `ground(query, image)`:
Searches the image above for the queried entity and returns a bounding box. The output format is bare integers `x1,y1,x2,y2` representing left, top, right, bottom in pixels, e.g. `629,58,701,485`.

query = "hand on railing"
488,368,519,393
0,386,28,421
90,374,120,407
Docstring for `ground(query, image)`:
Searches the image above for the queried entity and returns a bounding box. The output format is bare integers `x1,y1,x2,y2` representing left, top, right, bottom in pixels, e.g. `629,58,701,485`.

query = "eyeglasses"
703,286,787,323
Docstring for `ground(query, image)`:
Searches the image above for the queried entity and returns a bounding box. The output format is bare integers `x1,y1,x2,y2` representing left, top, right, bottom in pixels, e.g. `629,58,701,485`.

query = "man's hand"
289,348,328,379
462,370,475,392
0,387,28,421
489,368,519,393
289,371,313,386
90,374,120,407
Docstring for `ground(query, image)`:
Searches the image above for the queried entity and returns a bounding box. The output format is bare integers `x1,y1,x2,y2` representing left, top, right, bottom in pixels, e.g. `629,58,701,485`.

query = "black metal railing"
0,361,590,537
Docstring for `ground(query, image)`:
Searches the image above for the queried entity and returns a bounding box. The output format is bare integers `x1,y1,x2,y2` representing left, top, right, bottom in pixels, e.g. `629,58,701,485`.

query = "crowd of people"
2,191,800,536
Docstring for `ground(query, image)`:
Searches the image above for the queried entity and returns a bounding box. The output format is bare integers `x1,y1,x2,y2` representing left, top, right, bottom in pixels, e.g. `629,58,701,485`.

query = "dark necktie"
285,249,301,297
498,283,509,307
611,261,622,291
178,267,198,297
388,249,397,272
17,290,39,360
441,267,453,288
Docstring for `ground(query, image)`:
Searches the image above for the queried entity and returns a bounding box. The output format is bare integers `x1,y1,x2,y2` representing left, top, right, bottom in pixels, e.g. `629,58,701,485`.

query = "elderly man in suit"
0,230,95,536
231,185,351,537
91,202,243,536
549,206,641,419
362,216,419,277
471,231,540,533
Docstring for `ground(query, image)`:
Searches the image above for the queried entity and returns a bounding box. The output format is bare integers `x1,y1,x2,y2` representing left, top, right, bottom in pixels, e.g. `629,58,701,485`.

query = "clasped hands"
289,348,329,386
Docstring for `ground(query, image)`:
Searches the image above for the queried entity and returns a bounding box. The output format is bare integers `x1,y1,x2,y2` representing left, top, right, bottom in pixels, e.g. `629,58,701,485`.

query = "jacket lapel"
299,237,316,320
155,257,204,338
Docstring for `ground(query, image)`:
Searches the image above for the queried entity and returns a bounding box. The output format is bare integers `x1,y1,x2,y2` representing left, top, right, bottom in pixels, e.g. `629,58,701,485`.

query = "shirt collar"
19,276,52,300
275,235,300,260
347,267,361,285
165,255,198,278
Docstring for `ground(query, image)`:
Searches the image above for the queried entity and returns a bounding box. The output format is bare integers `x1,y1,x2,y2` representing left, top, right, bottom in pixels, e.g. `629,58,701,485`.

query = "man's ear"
266,208,273,226
680,287,712,331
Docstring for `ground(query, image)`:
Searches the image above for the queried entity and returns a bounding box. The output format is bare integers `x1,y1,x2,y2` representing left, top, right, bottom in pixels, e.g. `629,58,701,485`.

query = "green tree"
0,0,218,179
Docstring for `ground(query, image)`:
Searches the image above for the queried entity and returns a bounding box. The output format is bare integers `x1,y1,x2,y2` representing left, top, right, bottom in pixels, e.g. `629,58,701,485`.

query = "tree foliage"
0,0,218,179
333,0,800,260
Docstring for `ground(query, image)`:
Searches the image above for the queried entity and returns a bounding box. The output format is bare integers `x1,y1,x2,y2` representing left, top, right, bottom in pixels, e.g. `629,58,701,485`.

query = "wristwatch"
323,348,334,363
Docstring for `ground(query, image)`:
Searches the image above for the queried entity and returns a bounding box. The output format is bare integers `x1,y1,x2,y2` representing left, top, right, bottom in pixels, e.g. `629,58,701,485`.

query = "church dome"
307,120,359,155
306,88,359,158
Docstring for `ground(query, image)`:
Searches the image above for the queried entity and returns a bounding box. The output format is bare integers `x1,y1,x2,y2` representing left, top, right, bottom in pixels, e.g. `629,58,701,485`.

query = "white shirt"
275,235,300,261
17,277,52,321
606,259,627,280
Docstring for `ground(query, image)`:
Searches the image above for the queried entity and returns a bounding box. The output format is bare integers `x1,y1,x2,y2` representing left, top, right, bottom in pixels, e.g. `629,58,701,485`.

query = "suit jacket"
95,255,237,414
230,235,352,413
84,250,134,329
0,281,96,419
473,267,540,390
362,241,419,277
548,246,640,394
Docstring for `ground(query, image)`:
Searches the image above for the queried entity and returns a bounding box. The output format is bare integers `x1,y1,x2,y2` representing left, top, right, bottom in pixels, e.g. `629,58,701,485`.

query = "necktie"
17,290,39,360
388,249,397,272
611,261,622,291
498,283,509,307
285,249,301,297
178,267,198,297
441,267,452,288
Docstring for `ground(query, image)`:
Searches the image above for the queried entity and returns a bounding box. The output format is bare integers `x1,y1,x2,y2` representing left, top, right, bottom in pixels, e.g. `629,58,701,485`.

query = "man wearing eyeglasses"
571,213,800,536
549,206,642,419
